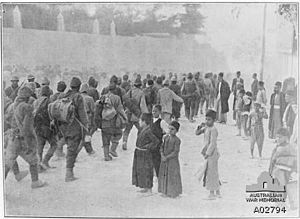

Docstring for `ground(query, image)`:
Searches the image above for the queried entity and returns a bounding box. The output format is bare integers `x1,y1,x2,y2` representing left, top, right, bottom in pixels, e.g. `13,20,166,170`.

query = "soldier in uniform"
5,76,20,101
33,85,57,171
79,83,96,155
122,78,149,150
50,81,67,158
5,86,46,189
57,77,88,182
87,76,100,102
99,83,127,160
27,74,41,88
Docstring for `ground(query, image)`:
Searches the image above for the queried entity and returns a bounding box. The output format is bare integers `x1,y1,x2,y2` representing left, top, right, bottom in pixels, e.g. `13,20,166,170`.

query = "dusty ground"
4,104,299,217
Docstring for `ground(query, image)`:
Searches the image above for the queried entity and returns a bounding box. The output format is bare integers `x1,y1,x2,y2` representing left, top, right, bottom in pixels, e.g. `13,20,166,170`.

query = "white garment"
217,82,221,100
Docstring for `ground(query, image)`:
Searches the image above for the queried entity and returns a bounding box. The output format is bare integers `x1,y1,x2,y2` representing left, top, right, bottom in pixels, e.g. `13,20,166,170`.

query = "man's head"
171,76,177,84
252,73,257,79
276,128,290,145
110,75,118,85
187,72,193,80
285,89,297,104
152,104,162,118
27,74,35,82
80,83,89,93
274,81,282,93
236,71,241,78
17,86,32,101
163,79,169,87
41,77,50,86
40,85,51,97
57,81,67,92
147,79,154,87
25,82,36,94
70,77,82,91
134,78,142,88
123,74,129,81
218,72,224,82
156,77,163,85
238,89,245,97
258,81,264,90
11,76,19,87
88,76,96,87
117,77,122,86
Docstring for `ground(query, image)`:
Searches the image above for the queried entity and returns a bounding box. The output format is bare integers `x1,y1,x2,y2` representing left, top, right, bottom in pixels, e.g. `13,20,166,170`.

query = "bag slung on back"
102,94,117,120
124,90,141,118
48,97,75,123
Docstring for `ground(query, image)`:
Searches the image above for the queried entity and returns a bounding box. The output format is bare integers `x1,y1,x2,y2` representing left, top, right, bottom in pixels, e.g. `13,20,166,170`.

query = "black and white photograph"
1,1,299,218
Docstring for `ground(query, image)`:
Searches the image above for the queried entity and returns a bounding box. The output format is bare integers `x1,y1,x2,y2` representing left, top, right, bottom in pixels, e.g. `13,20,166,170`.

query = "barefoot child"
247,102,268,159
195,110,221,199
158,121,182,198
132,113,159,193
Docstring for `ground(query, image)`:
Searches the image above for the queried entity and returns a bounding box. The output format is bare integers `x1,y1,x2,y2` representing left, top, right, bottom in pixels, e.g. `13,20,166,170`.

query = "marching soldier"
5,86,46,189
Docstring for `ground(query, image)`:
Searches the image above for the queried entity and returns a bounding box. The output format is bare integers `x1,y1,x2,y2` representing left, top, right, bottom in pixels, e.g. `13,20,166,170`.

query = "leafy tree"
278,3,298,54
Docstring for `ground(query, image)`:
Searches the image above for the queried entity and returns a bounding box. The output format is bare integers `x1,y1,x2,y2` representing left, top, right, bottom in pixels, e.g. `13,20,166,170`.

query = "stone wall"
3,28,229,76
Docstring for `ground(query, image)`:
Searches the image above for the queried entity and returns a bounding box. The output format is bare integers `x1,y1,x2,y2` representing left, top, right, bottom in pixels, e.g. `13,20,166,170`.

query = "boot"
31,180,47,189
122,141,127,151
15,170,29,182
104,146,112,161
65,168,78,182
38,164,46,173
42,155,55,169
110,143,118,157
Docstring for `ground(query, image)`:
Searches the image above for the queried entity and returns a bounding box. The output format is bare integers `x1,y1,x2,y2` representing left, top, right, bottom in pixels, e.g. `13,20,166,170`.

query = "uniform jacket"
58,89,88,137
124,87,149,122
100,92,126,132
11,97,37,149
143,85,157,113
82,93,95,127
5,85,19,101
157,87,183,114
87,87,99,102
121,81,131,93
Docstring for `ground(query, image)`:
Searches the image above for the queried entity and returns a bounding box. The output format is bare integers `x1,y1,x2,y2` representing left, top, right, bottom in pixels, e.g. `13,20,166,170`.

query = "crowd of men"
3,70,297,190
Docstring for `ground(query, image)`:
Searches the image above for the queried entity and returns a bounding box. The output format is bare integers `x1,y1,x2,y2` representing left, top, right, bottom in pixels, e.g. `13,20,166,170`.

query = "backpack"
48,97,75,123
34,97,50,129
101,94,117,120
124,90,141,118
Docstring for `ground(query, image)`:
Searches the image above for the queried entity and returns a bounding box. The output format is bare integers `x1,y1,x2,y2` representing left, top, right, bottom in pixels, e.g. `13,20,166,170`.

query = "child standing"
235,89,245,136
195,110,221,199
158,121,182,198
132,113,160,193
247,102,268,159
241,91,253,138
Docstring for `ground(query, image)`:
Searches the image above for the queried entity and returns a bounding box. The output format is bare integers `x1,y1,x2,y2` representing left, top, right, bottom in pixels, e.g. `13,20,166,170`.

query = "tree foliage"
3,3,205,36
278,3,298,54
